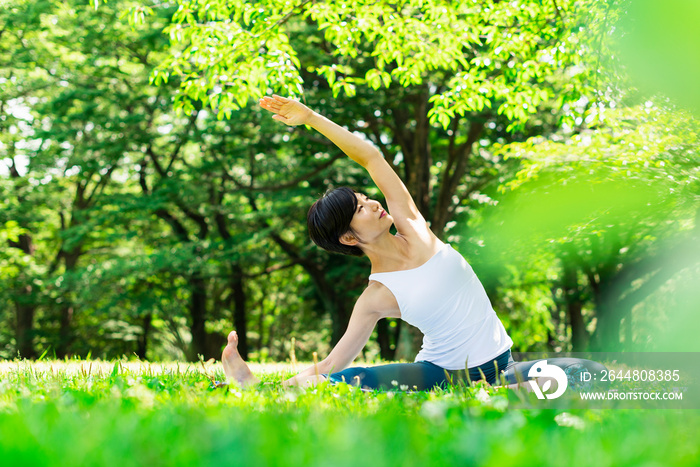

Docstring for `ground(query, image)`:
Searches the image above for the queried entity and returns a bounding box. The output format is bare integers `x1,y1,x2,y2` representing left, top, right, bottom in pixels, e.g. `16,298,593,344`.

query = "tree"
148,0,621,356
1,0,190,358
8,0,685,360
478,104,700,350
1,0,59,358
2,0,365,360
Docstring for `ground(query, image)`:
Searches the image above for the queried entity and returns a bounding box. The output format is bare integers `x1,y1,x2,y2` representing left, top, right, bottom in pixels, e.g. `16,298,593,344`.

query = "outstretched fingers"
259,95,311,126
271,94,292,103
259,96,281,112
260,95,295,112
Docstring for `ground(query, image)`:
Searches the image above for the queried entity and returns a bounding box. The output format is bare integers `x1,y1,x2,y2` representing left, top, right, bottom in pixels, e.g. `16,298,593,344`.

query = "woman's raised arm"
259,95,425,234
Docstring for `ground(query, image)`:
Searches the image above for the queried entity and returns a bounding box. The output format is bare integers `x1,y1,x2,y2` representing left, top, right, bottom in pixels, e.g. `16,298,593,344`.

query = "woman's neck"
363,232,410,274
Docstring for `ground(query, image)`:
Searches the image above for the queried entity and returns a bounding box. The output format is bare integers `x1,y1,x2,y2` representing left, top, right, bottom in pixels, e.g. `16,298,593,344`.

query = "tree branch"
433,118,485,233
165,110,199,174
146,144,166,178
365,115,398,172
154,207,191,241
208,145,344,192
84,165,116,206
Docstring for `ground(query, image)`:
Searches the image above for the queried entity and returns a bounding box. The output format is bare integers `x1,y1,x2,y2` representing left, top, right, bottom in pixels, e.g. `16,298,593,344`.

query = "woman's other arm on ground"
259,95,425,236
283,287,382,387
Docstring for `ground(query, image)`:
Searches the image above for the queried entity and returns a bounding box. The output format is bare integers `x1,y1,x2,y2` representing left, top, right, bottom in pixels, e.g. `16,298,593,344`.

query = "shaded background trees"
1,0,698,360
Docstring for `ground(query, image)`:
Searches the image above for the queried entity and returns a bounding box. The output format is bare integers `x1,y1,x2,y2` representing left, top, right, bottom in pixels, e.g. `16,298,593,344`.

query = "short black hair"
307,186,364,257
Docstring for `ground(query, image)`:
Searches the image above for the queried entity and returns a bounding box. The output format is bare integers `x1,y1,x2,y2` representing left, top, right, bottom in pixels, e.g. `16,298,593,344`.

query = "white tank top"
369,243,513,370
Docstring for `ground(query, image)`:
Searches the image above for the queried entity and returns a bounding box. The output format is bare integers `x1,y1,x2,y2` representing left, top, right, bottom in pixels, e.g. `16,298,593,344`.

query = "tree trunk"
188,275,208,360
212,198,248,358
404,87,433,218
376,318,390,360
432,119,486,235
623,314,634,350
568,300,588,352
15,292,37,359
136,312,153,359
8,159,38,359
561,263,589,351
314,278,350,345
57,249,81,358
389,95,488,358
395,323,423,361
231,264,248,360
11,233,37,359
592,304,622,351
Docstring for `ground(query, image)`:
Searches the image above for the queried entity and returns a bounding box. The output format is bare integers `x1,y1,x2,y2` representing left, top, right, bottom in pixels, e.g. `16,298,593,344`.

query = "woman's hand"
259,95,314,126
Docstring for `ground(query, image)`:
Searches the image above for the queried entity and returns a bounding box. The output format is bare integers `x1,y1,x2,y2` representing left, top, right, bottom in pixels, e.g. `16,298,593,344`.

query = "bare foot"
222,331,258,388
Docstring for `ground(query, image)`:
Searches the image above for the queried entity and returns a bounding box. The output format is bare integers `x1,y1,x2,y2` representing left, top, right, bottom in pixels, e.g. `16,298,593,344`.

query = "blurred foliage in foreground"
1,0,698,360
1,361,700,466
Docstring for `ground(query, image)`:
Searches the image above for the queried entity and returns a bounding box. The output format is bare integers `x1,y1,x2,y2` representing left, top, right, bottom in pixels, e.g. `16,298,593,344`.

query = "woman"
222,95,601,392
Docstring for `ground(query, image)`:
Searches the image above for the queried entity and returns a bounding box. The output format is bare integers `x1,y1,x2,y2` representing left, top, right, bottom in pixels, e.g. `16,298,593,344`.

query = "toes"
227,331,238,345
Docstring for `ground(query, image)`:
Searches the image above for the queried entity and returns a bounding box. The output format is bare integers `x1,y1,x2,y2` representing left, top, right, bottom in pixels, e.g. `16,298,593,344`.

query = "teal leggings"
327,350,608,391
327,349,514,390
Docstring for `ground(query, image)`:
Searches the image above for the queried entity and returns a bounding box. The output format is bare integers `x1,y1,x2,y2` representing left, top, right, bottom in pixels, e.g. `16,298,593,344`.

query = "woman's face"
348,193,393,242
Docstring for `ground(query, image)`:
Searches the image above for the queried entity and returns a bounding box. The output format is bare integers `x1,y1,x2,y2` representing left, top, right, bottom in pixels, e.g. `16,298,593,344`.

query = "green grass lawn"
1,360,698,466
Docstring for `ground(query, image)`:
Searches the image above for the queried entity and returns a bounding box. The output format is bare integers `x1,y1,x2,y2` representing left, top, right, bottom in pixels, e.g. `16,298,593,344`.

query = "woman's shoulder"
393,231,446,268
360,280,401,319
